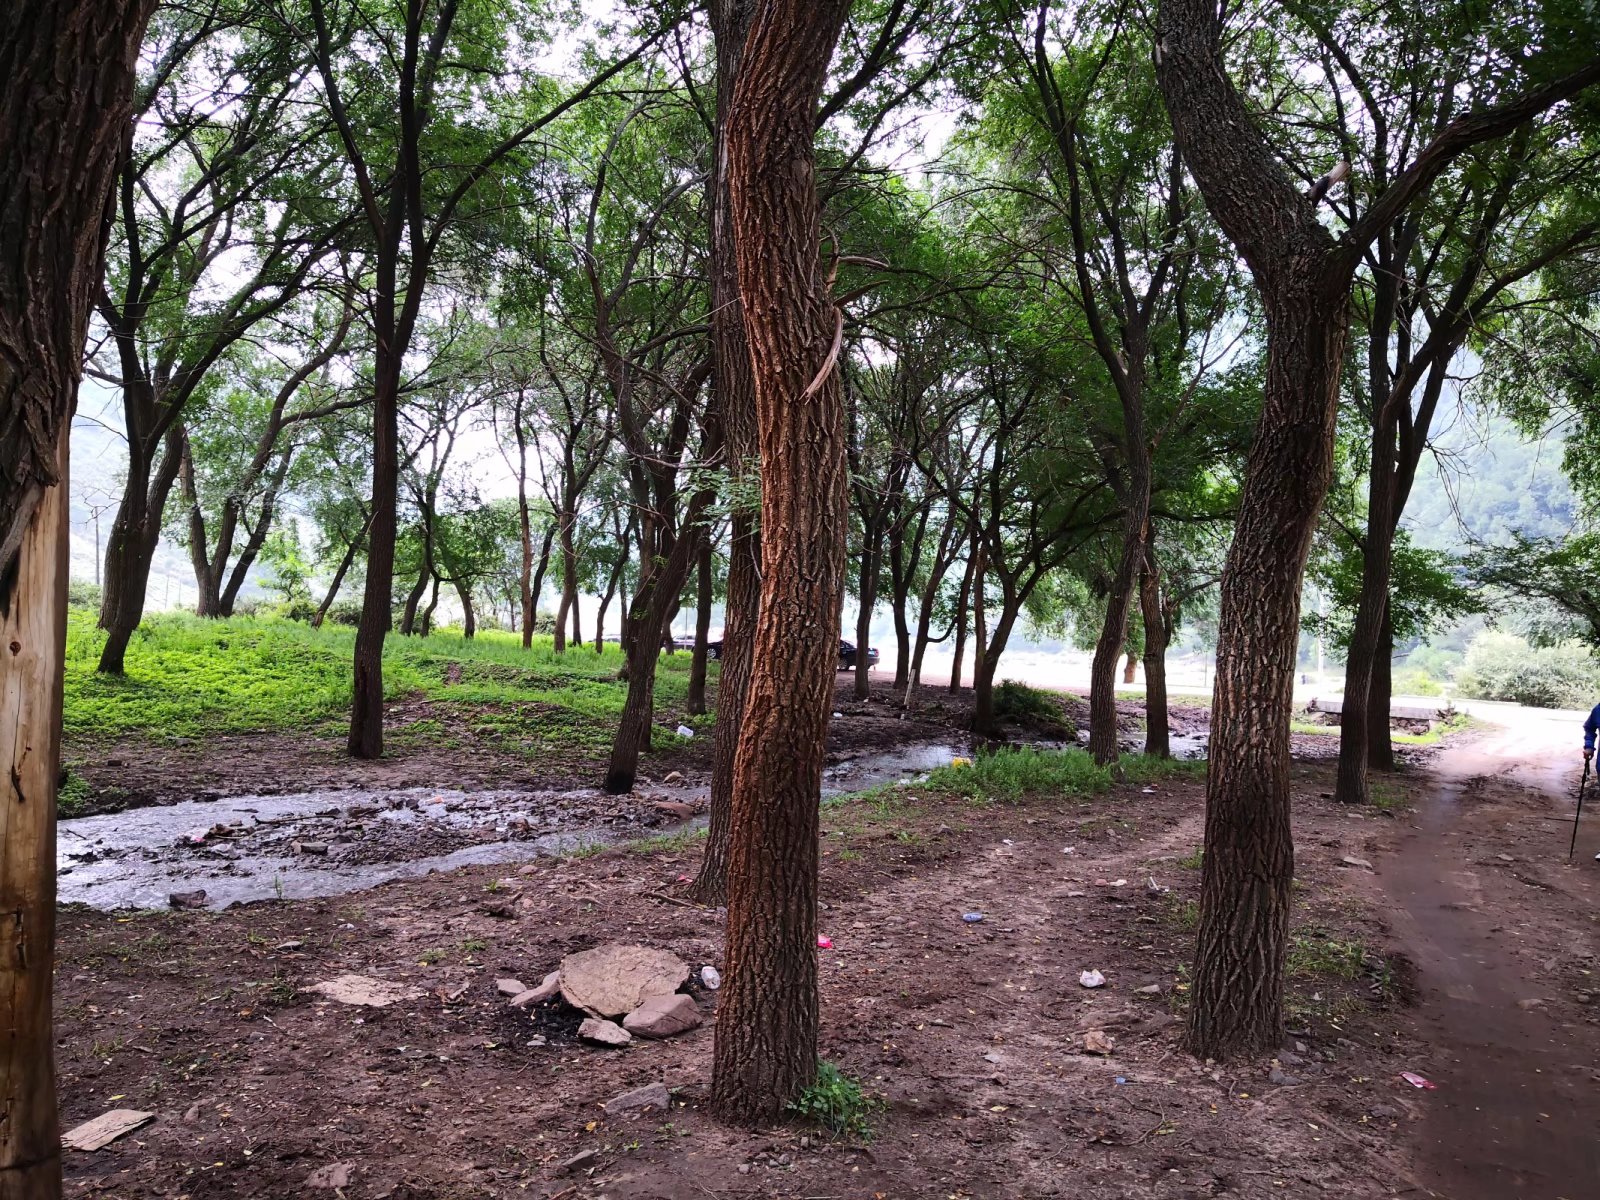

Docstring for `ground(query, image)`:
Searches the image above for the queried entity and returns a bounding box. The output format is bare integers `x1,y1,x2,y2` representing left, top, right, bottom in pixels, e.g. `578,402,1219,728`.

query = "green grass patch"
1177,846,1204,870
1390,711,1474,746
62,607,707,748
788,1060,882,1138
916,746,1204,804
628,827,707,855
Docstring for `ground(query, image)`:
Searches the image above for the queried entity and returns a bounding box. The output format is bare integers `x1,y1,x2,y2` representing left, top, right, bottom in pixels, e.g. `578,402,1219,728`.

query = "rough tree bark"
710,0,852,1123
688,0,760,906
1155,0,1599,1059
0,4,154,1195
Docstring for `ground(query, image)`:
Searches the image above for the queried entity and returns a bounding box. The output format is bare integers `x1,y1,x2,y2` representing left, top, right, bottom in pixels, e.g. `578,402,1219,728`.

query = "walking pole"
1570,757,1590,861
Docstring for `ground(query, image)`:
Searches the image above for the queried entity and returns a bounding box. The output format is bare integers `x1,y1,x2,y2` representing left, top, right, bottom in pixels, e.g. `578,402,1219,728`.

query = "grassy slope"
63,608,707,749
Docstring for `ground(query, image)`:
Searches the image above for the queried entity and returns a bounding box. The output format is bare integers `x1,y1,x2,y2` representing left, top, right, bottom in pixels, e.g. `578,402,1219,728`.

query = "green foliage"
1455,629,1600,709
788,1061,881,1139
1390,666,1444,697
992,680,1072,730
1306,526,1477,656
61,609,704,744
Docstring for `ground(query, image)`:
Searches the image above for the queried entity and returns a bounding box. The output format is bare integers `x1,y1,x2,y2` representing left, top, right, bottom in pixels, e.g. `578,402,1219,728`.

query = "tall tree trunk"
348,358,400,759
711,0,850,1124
1122,652,1138,684
399,556,429,636
688,0,760,908
1334,427,1398,803
569,590,582,649
890,584,911,691
553,515,577,653
419,572,440,638
0,5,153,1194
1089,492,1150,763
1140,545,1171,759
1367,606,1395,770
687,537,714,715
593,550,625,654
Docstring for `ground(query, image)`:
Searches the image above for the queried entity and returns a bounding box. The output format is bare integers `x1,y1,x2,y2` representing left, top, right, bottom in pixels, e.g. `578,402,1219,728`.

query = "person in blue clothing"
1583,704,1600,859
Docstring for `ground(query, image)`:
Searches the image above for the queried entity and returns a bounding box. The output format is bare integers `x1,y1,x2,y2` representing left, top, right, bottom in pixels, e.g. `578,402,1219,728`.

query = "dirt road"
1384,707,1600,1200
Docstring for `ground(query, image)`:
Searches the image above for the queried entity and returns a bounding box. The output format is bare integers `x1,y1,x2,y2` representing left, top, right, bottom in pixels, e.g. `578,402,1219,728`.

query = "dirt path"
1383,711,1600,1200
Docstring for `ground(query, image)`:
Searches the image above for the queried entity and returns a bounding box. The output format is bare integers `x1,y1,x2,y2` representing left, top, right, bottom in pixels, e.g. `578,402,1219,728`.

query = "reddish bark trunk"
711,0,851,1124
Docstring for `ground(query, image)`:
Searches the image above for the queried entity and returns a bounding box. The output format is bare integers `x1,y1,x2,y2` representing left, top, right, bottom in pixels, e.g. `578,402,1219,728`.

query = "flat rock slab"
579,1017,632,1047
560,944,690,1018
63,1109,155,1151
307,1163,355,1189
306,974,423,1008
605,1081,672,1113
623,992,702,1039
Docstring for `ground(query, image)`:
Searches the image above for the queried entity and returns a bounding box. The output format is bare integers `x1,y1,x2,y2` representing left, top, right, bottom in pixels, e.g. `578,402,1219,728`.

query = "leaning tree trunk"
1089,485,1150,763
687,538,714,715
853,530,880,700
947,547,975,694
1139,547,1171,759
971,601,1019,737
1185,284,1347,1059
96,429,182,674
688,0,760,908
311,514,368,628
0,5,153,1195
711,0,851,1125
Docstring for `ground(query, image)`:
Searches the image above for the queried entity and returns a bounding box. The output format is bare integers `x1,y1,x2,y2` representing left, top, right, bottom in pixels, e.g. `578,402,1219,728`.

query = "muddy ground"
52,690,1599,1199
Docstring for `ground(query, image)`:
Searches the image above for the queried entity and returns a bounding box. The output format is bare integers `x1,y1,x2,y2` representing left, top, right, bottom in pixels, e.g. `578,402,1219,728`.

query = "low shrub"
1455,630,1600,710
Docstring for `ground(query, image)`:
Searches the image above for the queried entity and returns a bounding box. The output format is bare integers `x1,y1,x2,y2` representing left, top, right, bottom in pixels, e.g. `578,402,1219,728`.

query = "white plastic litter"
1079,969,1106,989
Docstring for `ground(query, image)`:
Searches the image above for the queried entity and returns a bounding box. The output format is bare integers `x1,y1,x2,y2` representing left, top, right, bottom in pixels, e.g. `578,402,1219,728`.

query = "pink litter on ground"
1399,1072,1437,1090
817,936,833,949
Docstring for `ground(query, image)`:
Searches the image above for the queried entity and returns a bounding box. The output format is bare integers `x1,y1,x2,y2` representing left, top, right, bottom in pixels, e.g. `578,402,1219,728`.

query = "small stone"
605,1081,671,1113
510,971,561,1007
496,978,527,997
1268,1068,1300,1086
1082,1030,1114,1055
799,1136,811,1150
1516,998,1546,1010
663,771,685,784
1340,855,1374,870
1278,1051,1305,1066
700,965,721,990
982,1051,1003,1065
623,993,702,1039
1368,1103,1400,1120
579,1018,632,1047
737,1164,751,1175
168,889,208,909
559,1149,598,1174
292,841,329,856
307,1163,354,1189
1134,983,1163,995
274,939,305,951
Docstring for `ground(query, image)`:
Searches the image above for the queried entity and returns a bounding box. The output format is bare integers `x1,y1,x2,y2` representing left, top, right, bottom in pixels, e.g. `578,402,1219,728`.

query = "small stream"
59,734,1208,912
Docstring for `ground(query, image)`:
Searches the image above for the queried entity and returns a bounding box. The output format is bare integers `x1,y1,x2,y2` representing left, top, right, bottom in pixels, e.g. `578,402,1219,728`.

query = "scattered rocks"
578,1018,633,1047
604,1081,672,1113
561,944,691,1018
495,977,527,998
1133,983,1163,996
1268,1068,1300,1086
623,992,702,1038
306,975,423,1008
168,889,208,910
510,971,562,1007
1340,855,1374,870
292,840,329,856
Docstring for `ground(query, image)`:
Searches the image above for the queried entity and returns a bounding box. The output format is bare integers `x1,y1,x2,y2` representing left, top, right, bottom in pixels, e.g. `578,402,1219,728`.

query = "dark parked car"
838,640,879,670
663,630,723,659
